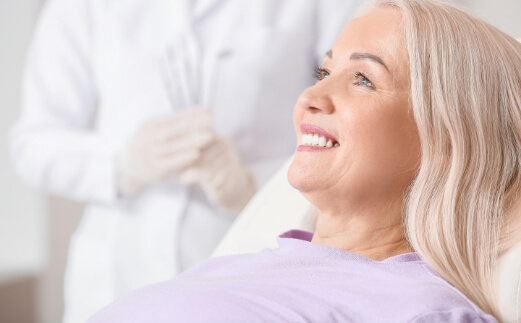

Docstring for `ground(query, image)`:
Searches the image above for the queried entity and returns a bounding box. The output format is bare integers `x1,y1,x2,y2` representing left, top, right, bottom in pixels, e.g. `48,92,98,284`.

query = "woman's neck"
311,207,412,261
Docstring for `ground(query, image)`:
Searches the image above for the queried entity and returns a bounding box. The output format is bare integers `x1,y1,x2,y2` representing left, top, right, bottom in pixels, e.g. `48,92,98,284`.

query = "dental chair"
213,158,521,323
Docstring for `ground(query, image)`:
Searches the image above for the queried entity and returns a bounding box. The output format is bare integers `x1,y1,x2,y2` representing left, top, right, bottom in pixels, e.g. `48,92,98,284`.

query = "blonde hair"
371,0,521,319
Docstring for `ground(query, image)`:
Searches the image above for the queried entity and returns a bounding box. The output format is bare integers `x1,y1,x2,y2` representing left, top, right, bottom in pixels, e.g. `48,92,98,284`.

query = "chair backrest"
212,158,315,256
212,156,521,323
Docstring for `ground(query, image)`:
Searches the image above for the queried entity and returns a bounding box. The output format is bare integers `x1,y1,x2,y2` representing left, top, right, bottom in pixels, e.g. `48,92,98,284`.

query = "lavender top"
88,230,496,322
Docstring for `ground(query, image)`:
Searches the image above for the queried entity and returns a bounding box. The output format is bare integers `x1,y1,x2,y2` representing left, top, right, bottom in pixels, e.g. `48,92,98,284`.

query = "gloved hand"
179,132,256,215
116,109,213,196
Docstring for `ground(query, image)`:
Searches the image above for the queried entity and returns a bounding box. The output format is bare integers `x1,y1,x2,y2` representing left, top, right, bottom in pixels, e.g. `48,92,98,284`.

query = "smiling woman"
87,0,521,322
288,8,419,263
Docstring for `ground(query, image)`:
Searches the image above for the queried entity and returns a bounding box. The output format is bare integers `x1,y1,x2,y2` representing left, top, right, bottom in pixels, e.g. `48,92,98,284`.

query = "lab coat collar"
167,0,224,34
193,0,223,21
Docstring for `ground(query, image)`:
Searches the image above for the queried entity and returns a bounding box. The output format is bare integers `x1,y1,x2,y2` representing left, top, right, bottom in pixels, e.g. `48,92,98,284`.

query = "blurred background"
1,0,520,322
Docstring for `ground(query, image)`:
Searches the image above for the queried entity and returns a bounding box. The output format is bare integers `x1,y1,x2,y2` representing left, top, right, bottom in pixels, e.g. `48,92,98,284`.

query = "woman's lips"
298,123,339,151
300,124,338,141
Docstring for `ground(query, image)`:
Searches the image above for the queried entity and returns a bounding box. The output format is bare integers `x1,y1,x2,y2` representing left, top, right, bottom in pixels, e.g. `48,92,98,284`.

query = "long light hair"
370,0,521,319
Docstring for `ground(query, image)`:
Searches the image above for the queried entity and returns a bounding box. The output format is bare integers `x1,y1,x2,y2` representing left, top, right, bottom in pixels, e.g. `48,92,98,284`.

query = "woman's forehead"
331,8,406,69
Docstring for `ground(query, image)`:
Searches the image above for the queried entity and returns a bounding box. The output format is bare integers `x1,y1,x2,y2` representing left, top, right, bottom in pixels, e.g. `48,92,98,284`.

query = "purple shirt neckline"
278,229,422,263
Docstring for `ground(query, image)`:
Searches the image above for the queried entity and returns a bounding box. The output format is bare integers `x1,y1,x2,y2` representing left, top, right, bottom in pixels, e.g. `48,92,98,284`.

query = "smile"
301,133,339,147
299,123,339,148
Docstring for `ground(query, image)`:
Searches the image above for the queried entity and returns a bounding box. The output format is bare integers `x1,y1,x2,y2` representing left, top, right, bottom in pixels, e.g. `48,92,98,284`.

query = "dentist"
10,0,361,322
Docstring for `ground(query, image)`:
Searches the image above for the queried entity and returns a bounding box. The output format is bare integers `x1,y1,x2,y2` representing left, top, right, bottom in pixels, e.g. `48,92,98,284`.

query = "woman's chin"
287,158,315,193
288,160,345,214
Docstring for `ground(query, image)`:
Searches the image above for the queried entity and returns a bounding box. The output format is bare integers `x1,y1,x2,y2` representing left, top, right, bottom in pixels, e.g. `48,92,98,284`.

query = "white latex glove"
179,132,256,215
116,109,213,196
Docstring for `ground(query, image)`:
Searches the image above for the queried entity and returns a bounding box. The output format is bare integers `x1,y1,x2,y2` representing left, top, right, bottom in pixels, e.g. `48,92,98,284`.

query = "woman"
9,0,361,321
88,0,521,321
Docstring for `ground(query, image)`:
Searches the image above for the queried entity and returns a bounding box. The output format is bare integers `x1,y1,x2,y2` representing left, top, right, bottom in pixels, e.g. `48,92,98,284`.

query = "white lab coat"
10,0,361,322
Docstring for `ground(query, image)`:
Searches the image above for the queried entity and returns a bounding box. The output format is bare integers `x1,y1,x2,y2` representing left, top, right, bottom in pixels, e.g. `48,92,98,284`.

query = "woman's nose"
295,83,334,114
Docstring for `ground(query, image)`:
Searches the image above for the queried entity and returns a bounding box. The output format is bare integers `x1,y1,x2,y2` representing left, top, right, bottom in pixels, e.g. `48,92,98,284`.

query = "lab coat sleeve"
9,0,116,204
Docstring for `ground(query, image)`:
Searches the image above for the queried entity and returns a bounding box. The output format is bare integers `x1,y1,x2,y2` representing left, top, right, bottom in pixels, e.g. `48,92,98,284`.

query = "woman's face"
288,8,420,215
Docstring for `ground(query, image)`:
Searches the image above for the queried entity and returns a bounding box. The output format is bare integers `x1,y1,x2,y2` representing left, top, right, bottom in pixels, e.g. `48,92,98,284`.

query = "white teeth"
301,133,337,148
312,134,319,145
302,134,312,145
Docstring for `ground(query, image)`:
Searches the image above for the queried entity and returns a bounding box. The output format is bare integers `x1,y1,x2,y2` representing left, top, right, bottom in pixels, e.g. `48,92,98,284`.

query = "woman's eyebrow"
350,52,389,71
325,50,389,72
325,49,332,58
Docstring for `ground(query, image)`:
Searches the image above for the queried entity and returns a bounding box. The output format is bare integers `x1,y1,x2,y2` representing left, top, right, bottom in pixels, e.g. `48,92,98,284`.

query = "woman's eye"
354,72,374,88
314,66,330,81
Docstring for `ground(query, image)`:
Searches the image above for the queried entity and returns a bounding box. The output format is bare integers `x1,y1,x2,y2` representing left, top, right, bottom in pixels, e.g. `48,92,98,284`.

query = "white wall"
454,0,521,38
0,0,46,282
